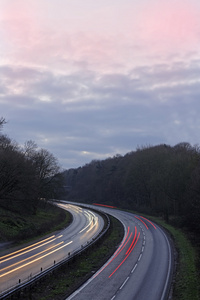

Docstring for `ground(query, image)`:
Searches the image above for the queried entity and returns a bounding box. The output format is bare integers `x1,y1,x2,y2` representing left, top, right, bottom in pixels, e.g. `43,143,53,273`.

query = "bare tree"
23,140,38,158
0,117,6,131
33,148,59,180
32,148,61,199
0,142,38,212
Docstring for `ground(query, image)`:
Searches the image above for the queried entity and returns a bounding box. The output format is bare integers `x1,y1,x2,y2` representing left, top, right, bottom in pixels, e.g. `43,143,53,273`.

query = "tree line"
63,143,200,234
0,118,64,214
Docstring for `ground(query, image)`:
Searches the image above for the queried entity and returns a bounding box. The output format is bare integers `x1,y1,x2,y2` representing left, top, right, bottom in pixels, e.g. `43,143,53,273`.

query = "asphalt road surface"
0,203,104,296
67,204,173,300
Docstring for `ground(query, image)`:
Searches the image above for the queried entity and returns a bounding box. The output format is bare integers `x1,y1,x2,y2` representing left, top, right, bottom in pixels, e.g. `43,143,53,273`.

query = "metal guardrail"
0,208,110,300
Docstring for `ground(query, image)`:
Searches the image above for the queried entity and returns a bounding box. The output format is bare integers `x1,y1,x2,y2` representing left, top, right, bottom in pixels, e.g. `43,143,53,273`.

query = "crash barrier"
0,207,110,300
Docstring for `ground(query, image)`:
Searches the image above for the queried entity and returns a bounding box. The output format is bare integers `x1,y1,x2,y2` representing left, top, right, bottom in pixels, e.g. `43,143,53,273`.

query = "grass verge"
145,216,199,300
0,202,72,253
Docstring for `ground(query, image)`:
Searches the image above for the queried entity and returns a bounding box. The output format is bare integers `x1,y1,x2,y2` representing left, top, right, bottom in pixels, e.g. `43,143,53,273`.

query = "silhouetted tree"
0,119,62,214
63,142,200,235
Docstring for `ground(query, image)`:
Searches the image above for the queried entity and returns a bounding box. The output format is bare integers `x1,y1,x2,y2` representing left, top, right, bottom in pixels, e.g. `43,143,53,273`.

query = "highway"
0,203,104,296
67,204,173,300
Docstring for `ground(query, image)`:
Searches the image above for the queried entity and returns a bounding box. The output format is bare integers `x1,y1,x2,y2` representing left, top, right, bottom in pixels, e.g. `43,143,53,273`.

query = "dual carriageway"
0,202,173,300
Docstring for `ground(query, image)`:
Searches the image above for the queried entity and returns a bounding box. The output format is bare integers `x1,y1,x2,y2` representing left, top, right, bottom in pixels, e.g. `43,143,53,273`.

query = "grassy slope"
0,202,72,249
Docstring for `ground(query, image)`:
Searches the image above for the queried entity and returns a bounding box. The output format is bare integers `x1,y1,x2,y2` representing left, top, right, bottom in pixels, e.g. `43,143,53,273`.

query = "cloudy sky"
1,0,200,169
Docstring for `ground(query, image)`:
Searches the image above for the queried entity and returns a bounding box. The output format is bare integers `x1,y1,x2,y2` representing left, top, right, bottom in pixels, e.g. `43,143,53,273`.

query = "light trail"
79,218,92,233
86,221,96,233
79,210,98,234
0,241,73,278
87,215,98,233
126,231,140,257
126,227,137,256
0,235,63,264
93,203,117,209
0,242,64,273
140,216,157,229
109,232,141,278
135,216,149,229
93,227,130,279
112,227,130,258
0,235,55,261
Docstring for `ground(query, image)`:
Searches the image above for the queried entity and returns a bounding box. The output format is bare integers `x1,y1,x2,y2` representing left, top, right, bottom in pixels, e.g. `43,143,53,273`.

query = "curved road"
67,204,173,300
0,203,104,296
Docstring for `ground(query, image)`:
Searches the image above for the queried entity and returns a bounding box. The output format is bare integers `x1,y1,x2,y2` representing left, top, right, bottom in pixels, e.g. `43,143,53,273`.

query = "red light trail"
134,216,149,229
93,203,117,208
140,216,157,229
109,231,140,278
93,215,154,280
93,227,130,278
126,227,137,256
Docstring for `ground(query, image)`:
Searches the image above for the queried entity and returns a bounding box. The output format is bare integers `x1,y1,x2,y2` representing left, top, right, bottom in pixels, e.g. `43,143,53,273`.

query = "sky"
1,0,200,170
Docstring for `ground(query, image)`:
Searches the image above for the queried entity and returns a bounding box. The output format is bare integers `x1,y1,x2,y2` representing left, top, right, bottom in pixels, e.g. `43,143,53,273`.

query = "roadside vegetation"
0,118,67,246
64,143,200,237
64,143,200,300
0,201,72,252
0,117,65,231
142,215,199,300
1,117,199,299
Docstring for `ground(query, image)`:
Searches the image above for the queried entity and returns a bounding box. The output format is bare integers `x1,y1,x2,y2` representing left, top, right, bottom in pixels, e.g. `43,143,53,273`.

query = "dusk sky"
1,0,200,169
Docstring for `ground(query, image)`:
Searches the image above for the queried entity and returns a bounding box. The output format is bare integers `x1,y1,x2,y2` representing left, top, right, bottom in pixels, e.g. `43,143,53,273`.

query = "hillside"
63,143,200,237
0,201,71,246
0,118,68,246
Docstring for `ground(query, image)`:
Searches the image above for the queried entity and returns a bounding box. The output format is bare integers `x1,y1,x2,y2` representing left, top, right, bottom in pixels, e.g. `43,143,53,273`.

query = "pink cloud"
1,0,200,74
132,0,200,52
0,1,37,41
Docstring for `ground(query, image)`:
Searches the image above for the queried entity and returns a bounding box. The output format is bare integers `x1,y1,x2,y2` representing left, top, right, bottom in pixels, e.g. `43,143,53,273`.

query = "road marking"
131,263,137,273
95,227,131,279
159,226,172,300
67,219,128,300
140,216,157,229
143,240,145,246
111,296,116,300
138,254,142,261
120,277,129,290
109,232,140,278
135,216,149,229
142,246,144,252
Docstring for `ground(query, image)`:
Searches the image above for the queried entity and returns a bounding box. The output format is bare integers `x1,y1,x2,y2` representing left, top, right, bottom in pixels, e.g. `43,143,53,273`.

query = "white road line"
138,254,142,261
142,246,144,252
159,226,172,300
111,296,116,300
66,219,128,300
131,263,137,273
120,277,130,290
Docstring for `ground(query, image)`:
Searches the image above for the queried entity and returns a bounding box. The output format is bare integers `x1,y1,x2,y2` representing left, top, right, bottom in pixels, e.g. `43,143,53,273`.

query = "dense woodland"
63,142,200,235
1,116,200,236
0,117,64,215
